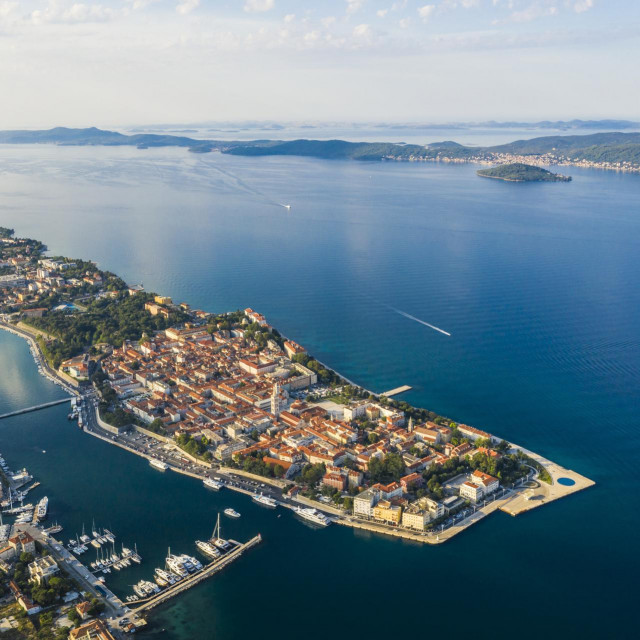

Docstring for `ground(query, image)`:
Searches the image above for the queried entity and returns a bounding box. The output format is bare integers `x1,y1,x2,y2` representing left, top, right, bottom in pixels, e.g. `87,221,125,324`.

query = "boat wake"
388,306,451,337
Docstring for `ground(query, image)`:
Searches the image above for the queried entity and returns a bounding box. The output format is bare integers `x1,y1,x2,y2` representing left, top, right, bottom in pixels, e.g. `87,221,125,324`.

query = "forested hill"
1,127,640,168
477,163,571,182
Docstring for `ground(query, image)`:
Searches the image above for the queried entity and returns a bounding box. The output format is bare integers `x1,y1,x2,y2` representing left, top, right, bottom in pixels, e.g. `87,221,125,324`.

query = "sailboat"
210,513,231,551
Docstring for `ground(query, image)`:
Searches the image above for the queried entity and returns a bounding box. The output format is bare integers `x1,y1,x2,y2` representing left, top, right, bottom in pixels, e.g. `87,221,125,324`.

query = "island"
0,226,594,546
0,126,639,173
476,163,572,182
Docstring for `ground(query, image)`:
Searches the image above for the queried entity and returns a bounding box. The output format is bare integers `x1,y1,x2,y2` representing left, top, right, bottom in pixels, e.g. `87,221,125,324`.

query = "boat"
195,540,220,558
35,496,48,519
210,513,231,551
180,554,202,571
252,493,277,508
223,508,240,518
103,529,115,543
155,568,176,586
149,458,169,471
44,522,62,534
133,583,146,598
203,477,224,491
292,506,331,527
79,525,91,544
166,550,188,577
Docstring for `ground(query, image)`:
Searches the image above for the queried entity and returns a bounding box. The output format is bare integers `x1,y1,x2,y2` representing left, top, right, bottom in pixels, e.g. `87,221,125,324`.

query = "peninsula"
0,127,639,173
477,163,571,182
0,227,594,552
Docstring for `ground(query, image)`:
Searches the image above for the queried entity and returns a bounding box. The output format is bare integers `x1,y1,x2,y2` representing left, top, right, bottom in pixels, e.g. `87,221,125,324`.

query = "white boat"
155,568,176,585
180,554,202,571
36,496,48,519
293,506,331,527
252,493,277,508
210,513,231,550
149,458,169,471
195,540,220,558
203,477,223,490
133,583,146,598
166,551,188,577
223,508,240,518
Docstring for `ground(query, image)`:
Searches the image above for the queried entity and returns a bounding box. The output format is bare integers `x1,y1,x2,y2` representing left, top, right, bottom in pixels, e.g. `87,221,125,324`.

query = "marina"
130,534,262,613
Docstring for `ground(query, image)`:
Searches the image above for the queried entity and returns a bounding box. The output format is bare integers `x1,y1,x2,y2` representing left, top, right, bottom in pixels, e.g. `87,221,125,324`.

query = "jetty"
131,535,261,613
381,385,412,397
0,397,71,421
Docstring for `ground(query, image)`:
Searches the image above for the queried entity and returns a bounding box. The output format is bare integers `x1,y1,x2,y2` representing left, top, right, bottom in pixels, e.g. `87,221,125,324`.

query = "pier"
0,397,71,420
381,385,412,397
131,535,262,613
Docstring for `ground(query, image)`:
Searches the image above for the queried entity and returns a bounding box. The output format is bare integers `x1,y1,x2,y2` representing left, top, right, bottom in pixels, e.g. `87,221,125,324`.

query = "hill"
477,163,571,182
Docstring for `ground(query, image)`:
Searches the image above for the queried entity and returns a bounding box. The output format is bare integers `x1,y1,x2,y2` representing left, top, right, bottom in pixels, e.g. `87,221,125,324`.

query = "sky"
0,0,638,128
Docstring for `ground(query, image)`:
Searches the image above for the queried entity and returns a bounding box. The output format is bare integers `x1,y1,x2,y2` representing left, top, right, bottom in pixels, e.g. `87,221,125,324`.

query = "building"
460,481,484,503
353,488,380,518
28,556,59,585
8,532,35,555
75,601,93,621
322,471,347,491
68,619,117,640
402,505,429,531
372,499,402,525
471,470,500,495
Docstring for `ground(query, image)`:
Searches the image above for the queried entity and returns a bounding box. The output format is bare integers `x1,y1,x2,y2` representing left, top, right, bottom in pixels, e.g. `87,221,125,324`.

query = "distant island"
477,163,571,182
0,127,639,172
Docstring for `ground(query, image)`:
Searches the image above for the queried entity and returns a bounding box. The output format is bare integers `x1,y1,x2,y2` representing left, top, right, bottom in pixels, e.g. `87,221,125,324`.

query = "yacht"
203,477,224,491
36,496,48,520
133,583,146,598
155,568,176,586
103,529,115,544
166,552,188,578
149,458,169,471
252,493,277,508
293,506,331,527
195,540,221,558
223,508,240,518
180,554,202,571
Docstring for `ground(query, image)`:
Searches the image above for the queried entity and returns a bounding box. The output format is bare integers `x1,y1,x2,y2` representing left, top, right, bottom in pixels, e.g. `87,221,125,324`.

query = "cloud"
243,0,274,13
353,23,371,37
345,0,364,16
417,4,436,21
321,16,336,27
399,17,411,28
30,2,114,24
176,0,199,15
498,2,559,24
376,9,388,18
284,13,295,23
573,0,593,13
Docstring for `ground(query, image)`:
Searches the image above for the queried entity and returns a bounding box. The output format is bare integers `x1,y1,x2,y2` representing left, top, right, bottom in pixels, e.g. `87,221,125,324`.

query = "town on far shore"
0,225,594,552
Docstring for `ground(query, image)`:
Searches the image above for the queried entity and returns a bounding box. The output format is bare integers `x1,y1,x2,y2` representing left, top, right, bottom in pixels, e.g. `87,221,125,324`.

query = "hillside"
477,163,571,182
1,127,639,169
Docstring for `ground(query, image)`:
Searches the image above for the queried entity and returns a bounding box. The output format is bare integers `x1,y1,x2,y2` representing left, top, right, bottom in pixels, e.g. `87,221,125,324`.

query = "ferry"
223,508,240,518
292,506,331,527
203,477,224,491
149,458,169,471
252,493,277,508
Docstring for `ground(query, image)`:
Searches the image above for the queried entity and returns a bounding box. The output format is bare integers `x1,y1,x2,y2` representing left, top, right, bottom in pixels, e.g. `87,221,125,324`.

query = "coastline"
0,317,594,547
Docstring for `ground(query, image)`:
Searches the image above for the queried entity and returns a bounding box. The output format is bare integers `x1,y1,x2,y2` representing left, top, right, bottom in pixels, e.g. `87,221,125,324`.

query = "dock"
0,397,72,421
381,385,412,397
131,534,262,613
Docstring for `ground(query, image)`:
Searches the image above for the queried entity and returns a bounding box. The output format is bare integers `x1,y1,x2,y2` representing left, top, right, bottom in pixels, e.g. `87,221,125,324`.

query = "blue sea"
0,138,638,638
